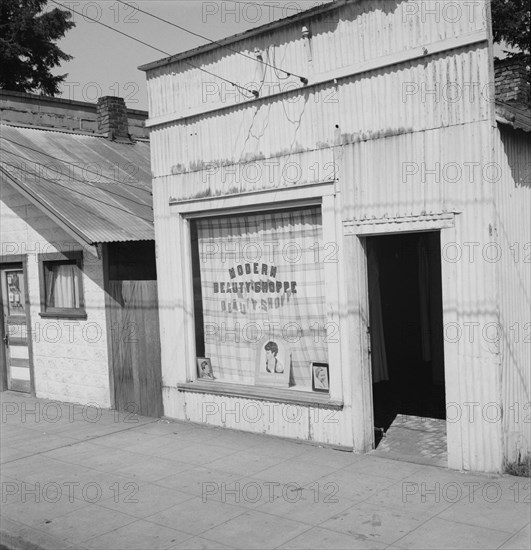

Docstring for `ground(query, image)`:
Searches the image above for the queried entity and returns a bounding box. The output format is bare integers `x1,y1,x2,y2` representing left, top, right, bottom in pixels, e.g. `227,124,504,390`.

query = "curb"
0,525,79,550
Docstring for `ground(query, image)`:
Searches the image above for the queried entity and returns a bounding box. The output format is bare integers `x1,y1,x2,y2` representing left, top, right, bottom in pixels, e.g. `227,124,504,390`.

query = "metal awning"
0,124,154,245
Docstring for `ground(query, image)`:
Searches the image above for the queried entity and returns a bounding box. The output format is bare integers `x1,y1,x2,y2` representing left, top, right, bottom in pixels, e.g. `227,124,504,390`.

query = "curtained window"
191,207,329,390
39,254,86,317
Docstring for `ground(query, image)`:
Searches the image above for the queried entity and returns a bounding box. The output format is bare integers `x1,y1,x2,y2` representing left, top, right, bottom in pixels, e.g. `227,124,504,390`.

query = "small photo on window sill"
312,362,330,392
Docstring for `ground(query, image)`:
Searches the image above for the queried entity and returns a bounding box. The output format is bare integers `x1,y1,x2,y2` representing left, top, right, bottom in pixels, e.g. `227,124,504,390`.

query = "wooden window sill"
39,311,88,320
177,381,343,410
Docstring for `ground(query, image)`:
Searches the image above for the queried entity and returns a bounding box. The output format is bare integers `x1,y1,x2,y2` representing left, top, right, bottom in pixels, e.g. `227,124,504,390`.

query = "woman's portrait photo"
197,357,215,380
312,363,329,392
255,338,289,387
264,341,284,374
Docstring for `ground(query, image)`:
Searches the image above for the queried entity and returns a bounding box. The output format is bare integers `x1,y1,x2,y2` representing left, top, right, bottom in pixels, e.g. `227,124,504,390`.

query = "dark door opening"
366,232,445,445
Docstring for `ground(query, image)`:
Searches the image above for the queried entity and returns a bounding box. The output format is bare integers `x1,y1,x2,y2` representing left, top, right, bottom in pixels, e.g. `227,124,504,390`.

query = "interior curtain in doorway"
368,247,389,383
418,236,432,363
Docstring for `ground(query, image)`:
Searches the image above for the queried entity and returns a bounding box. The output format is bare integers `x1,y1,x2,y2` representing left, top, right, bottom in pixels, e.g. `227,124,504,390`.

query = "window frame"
169,182,344,404
190,206,328,391
38,251,87,319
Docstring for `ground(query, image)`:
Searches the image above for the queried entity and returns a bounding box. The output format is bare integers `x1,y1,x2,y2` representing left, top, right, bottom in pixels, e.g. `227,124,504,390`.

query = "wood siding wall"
108,280,163,418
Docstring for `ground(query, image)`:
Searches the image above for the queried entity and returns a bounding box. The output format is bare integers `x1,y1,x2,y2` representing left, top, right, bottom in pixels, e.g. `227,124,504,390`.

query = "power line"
116,0,308,84
49,0,260,98
0,136,152,194
0,160,153,223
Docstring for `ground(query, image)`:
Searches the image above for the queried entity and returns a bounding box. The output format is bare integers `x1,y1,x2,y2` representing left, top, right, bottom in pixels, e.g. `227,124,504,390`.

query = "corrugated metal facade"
494,125,531,464
143,0,487,121
141,0,524,472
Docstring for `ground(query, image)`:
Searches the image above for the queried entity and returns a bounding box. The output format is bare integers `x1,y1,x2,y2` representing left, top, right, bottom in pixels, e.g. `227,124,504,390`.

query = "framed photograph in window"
311,363,329,392
197,357,215,380
254,338,290,388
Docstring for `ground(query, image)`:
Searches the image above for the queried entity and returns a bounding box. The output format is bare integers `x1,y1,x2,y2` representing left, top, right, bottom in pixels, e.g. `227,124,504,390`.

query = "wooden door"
0,266,32,392
108,280,163,417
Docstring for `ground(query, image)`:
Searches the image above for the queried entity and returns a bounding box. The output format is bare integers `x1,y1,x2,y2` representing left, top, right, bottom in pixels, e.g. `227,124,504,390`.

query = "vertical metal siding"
341,119,493,220
149,48,491,190
145,0,508,470
342,119,504,472
177,391,352,447
494,126,531,463
146,0,488,119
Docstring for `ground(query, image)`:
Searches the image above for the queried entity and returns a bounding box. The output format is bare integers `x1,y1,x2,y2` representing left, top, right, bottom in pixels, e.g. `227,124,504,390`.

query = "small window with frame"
38,252,86,318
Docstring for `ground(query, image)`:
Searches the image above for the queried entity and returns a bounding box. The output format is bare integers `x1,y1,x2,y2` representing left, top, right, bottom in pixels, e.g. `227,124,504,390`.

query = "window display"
192,207,329,390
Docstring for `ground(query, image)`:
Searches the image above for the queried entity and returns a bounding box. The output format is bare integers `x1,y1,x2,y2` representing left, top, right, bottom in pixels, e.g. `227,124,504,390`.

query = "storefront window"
191,207,329,391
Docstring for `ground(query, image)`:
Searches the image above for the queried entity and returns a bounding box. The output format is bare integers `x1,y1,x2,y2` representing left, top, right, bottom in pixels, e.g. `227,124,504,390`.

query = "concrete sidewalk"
0,393,529,550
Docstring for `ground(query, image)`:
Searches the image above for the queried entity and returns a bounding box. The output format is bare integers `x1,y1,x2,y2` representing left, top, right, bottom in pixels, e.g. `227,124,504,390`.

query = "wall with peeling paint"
140,1,529,473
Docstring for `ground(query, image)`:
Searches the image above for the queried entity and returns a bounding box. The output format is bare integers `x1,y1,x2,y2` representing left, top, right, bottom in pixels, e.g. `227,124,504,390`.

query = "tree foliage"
0,0,75,95
491,0,530,63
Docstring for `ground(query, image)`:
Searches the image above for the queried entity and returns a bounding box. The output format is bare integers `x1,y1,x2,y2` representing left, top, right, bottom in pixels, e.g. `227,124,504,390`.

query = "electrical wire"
116,0,308,84
0,136,152,194
49,0,260,98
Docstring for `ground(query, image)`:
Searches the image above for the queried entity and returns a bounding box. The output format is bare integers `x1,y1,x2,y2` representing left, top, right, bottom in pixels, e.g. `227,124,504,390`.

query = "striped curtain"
196,207,328,388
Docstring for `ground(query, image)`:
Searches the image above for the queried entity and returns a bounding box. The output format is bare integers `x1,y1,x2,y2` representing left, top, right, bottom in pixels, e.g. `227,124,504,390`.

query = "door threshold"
371,413,447,469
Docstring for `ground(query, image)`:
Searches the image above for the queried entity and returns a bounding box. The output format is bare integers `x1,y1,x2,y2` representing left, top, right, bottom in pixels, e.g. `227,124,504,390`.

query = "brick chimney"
494,57,530,104
97,96,130,140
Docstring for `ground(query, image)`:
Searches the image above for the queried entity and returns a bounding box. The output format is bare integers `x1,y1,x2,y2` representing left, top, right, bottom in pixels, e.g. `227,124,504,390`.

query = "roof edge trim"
138,0,346,72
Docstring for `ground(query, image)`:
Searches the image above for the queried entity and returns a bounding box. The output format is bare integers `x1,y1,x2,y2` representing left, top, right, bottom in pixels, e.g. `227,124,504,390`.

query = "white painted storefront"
141,0,530,473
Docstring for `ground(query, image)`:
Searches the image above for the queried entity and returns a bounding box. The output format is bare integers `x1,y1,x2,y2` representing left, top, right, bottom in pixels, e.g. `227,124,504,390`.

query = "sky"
48,1,510,112
49,1,333,110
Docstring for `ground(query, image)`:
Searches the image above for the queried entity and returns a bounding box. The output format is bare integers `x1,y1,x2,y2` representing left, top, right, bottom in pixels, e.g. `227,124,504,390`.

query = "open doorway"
366,231,445,446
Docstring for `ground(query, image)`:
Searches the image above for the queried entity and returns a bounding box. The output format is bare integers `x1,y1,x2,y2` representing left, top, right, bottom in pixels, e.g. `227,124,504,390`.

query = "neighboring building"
0,90,149,139
0,93,163,417
140,0,530,472
492,57,531,471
